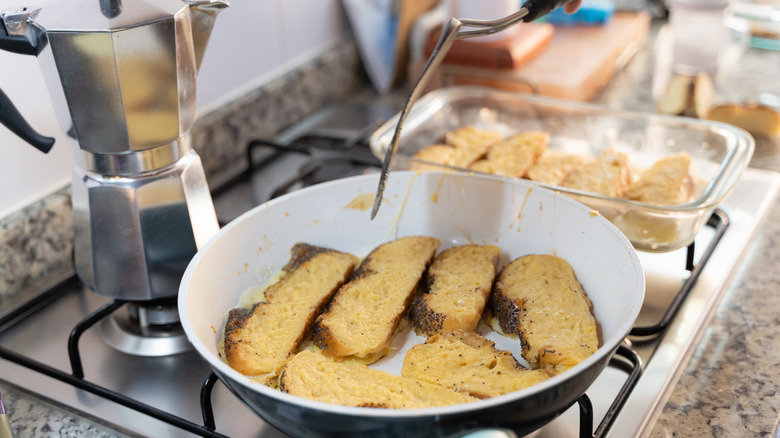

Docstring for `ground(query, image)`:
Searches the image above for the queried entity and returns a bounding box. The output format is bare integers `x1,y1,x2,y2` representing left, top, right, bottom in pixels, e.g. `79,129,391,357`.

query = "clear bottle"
653,0,734,118
668,0,731,76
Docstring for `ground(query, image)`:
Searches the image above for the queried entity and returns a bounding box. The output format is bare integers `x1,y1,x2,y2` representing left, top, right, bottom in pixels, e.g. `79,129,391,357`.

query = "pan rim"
179,170,645,419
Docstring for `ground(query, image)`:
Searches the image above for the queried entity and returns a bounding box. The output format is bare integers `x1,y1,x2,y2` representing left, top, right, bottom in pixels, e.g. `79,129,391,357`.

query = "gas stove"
1,102,778,438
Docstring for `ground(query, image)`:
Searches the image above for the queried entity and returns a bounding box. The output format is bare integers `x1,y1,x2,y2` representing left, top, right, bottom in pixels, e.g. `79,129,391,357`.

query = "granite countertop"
2,17,780,438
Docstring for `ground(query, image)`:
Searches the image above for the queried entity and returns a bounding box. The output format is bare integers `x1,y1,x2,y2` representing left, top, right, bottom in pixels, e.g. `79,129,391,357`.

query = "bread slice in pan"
402,331,553,398
562,148,630,198
410,244,500,337
223,243,358,383
279,350,477,408
625,151,695,205
487,254,598,369
314,236,440,363
525,151,585,186
469,131,549,178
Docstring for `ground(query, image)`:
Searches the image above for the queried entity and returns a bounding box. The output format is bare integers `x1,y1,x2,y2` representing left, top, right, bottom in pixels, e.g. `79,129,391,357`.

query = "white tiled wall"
0,0,349,219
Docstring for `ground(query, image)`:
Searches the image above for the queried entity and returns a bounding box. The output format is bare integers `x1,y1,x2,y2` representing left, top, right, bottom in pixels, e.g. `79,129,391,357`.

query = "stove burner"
100,299,191,357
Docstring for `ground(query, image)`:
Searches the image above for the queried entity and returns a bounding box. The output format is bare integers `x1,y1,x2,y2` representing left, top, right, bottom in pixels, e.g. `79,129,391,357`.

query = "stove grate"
630,209,729,337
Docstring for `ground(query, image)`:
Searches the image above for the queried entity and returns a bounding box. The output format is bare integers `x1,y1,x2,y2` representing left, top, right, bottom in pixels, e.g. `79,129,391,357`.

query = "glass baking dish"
369,86,755,252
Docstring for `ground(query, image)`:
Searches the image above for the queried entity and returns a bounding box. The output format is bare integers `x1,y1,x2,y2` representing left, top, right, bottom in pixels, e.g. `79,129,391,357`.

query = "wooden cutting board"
424,22,556,70
437,11,652,102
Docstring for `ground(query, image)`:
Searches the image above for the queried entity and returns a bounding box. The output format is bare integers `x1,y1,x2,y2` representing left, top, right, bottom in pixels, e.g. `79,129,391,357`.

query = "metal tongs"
371,0,573,219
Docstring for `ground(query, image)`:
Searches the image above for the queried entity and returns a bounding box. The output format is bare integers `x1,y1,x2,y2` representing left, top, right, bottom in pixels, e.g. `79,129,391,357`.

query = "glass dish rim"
369,85,755,214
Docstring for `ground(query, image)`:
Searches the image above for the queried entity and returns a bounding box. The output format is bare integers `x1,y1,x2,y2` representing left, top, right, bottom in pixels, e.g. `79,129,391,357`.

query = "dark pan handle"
522,0,575,22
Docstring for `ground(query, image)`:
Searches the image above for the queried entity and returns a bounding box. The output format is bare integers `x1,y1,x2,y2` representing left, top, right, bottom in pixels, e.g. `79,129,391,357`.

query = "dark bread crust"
410,244,500,337
223,305,256,359
280,242,334,273
409,294,445,336
486,272,531,357
485,254,598,368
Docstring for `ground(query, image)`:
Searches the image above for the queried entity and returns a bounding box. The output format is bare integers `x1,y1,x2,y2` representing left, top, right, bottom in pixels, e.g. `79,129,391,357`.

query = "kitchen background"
2,0,780,436
0,0,348,219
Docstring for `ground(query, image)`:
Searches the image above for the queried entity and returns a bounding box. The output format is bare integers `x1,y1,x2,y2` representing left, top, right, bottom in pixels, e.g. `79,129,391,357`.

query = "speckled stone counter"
2,19,780,438
0,383,131,438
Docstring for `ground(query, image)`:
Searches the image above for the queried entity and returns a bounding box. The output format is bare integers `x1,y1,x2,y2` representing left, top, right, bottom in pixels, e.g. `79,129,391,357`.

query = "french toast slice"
526,151,585,186
469,131,549,178
444,126,502,167
411,126,502,170
625,151,695,205
411,143,457,172
314,236,440,362
278,350,477,408
223,243,358,383
562,148,630,198
487,254,598,369
402,331,553,398
410,244,500,337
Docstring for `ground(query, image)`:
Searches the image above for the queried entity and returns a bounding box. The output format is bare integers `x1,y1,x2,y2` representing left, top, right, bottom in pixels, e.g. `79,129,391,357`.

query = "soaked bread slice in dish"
314,236,440,363
223,243,358,383
526,151,585,186
562,148,630,198
411,144,457,171
411,126,502,170
410,244,500,337
279,350,478,408
626,151,695,205
444,126,503,167
402,331,553,399
487,254,598,369
469,131,549,178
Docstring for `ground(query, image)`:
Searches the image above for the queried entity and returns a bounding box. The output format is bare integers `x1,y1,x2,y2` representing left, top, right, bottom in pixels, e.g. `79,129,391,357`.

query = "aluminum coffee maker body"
0,0,227,300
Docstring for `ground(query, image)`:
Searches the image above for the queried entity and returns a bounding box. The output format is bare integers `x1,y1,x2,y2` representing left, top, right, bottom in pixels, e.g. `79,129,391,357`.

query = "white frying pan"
179,171,644,437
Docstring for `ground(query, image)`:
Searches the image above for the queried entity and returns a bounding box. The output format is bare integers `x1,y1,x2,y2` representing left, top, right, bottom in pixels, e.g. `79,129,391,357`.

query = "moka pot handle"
0,20,54,153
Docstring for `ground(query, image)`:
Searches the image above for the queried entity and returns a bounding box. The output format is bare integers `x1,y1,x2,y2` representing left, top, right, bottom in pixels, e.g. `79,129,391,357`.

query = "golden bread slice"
444,126,502,167
526,151,585,186
468,159,500,175
314,236,440,362
411,144,457,171
562,148,630,198
708,102,780,137
411,244,500,337
487,254,598,369
468,131,549,178
223,243,358,383
625,151,695,205
402,331,553,398
279,350,478,408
